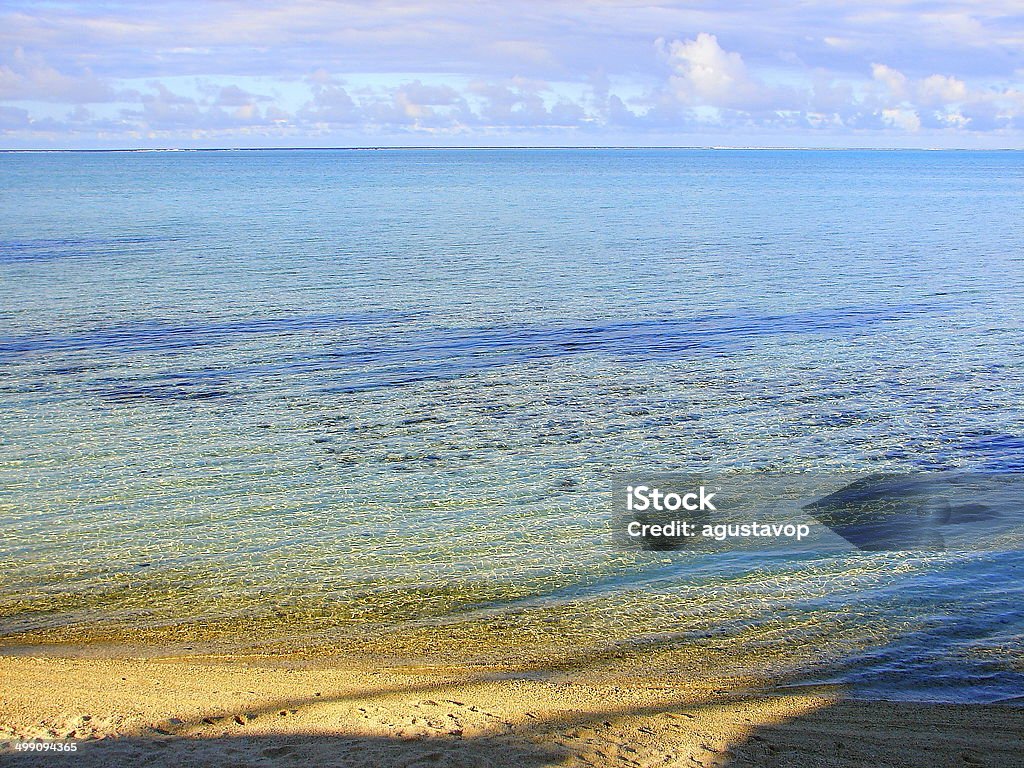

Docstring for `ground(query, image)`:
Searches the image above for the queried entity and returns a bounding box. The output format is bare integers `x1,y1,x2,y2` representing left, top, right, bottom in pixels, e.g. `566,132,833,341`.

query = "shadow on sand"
1,732,562,767
719,698,1024,768
3,680,1024,768
2,640,1023,767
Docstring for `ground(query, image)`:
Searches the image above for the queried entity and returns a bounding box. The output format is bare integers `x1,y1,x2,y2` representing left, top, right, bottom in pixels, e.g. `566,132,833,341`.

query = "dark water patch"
35,364,106,376
962,435,1024,472
930,434,1024,472
317,303,930,368
793,552,1024,703
0,311,420,358
0,303,933,361
310,302,936,392
95,374,235,403
17,302,941,403
805,622,1024,705
0,235,174,264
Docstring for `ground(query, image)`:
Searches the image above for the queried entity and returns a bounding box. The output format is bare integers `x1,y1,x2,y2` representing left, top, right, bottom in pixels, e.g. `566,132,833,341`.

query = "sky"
1,1,1023,149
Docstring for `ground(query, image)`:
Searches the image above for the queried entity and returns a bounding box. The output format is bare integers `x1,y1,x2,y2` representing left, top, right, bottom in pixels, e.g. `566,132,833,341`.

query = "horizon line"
2,145,1022,153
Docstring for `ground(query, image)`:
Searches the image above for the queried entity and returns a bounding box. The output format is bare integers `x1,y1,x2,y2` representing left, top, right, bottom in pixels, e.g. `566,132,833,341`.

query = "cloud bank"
1,1,1023,148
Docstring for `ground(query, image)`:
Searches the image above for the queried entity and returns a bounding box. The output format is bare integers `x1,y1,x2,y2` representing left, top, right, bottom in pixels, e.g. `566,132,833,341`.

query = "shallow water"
1,149,1023,702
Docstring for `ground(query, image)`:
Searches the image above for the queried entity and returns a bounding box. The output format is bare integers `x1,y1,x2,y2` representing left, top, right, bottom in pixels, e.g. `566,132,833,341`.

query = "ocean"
1,149,1023,703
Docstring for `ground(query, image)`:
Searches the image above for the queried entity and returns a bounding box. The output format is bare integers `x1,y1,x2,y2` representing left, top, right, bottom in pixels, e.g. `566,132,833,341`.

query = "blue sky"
2,1,1023,148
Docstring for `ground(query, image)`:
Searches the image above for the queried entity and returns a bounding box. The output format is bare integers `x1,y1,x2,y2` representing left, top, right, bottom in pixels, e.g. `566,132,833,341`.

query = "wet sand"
2,655,1023,767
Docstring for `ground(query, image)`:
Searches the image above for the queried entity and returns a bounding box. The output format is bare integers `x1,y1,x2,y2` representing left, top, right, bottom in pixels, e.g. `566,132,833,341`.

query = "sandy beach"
6,0,1024,762
2,654,1022,767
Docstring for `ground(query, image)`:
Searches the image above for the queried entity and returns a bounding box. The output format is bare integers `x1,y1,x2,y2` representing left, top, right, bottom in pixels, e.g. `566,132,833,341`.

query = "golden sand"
2,654,1022,767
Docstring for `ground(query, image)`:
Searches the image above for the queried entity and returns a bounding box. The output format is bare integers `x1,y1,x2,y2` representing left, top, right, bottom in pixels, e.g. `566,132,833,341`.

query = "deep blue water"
1,149,1023,702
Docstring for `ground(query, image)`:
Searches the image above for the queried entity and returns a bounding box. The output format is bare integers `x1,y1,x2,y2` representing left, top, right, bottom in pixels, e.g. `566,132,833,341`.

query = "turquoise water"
1,149,1023,702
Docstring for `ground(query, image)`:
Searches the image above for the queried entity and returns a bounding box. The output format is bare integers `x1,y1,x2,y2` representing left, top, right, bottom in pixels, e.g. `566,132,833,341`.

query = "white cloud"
299,83,360,124
882,107,921,132
659,33,775,110
3,2,1024,147
823,36,855,50
936,110,970,129
0,47,117,103
871,63,908,100
918,74,968,105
